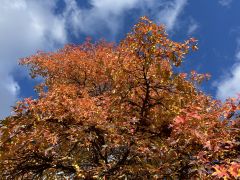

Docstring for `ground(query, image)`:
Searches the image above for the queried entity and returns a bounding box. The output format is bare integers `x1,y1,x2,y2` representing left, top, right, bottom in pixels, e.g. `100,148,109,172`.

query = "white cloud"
63,0,139,38
155,0,188,31
218,0,233,7
235,51,240,60
216,39,240,100
64,0,188,37
0,0,188,118
0,73,20,118
0,0,67,119
187,18,198,35
216,64,240,100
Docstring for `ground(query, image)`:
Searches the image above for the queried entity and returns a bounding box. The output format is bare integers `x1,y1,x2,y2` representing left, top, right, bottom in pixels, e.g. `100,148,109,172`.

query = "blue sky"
1,0,240,118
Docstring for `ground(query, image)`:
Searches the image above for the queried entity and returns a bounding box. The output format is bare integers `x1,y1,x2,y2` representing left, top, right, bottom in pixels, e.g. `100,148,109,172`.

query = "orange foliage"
0,17,239,179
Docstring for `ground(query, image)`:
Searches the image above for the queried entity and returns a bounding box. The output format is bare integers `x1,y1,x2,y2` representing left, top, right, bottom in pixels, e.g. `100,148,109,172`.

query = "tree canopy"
0,17,239,179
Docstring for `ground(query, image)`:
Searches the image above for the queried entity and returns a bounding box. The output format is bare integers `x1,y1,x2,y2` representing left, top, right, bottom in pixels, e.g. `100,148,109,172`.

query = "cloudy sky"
1,0,240,118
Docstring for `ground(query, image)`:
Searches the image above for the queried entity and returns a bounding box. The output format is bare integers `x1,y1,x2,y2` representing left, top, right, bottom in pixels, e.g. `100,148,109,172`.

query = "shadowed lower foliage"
0,17,239,179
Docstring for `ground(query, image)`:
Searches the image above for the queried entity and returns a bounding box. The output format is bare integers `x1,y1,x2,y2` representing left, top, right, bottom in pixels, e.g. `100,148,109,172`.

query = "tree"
0,17,239,179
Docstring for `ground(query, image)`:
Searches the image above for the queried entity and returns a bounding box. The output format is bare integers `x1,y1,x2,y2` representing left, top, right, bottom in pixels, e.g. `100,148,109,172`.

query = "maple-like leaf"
229,162,240,178
212,165,229,178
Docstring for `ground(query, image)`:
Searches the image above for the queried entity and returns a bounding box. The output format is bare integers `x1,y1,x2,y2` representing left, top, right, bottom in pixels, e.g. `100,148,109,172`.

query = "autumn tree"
0,17,239,179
